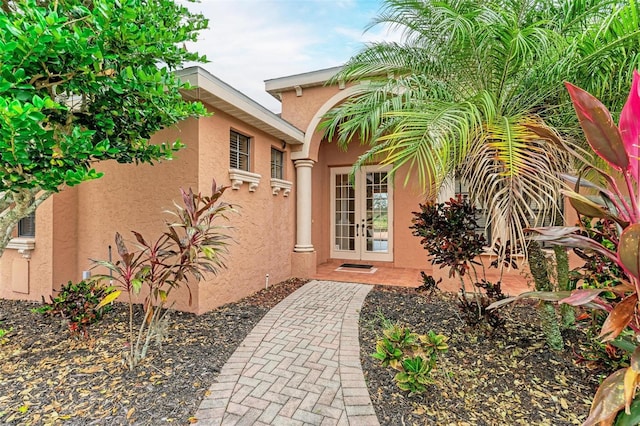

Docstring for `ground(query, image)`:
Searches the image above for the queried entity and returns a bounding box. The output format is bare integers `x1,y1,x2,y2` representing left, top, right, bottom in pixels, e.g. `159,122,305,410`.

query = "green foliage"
372,337,404,368
372,322,448,395
324,0,640,260
615,396,640,426
577,326,633,374
394,356,433,395
570,218,627,291
565,218,633,368
372,324,419,368
34,279,115,338
93,180,233,370
510,72,640,424
0,324,12,344
0,0,209,253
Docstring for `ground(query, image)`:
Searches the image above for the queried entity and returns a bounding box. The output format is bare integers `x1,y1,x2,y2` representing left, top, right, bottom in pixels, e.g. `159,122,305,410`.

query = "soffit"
177,67,304,145
264,66,343,99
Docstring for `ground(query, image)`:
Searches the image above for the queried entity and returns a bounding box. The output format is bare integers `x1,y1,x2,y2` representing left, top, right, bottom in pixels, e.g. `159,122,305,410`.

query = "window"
230,130,250,171
18,212,35,237
271,148,284,179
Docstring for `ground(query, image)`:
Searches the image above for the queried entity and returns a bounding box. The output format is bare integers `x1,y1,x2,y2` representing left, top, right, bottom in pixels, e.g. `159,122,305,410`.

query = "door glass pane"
365,171,389,253
334,173,356,251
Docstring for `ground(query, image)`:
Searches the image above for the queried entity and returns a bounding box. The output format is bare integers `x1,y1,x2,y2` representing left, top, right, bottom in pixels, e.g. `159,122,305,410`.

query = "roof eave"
264,66,343,100
177,67,304,145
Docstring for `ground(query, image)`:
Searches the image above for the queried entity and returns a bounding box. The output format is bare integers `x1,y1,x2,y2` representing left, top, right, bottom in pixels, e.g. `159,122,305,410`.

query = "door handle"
355,223,359,237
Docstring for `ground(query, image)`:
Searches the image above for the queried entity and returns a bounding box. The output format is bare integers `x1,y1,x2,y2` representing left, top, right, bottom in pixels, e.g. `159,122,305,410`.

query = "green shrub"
36,280,116,338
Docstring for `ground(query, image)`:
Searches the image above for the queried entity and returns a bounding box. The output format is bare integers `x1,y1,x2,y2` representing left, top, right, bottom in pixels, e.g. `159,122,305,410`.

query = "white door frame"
329,165,394,262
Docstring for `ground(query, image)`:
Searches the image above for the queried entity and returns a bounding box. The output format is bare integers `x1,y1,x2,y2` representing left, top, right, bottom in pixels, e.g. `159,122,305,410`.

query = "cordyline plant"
94,180,233,370
489,71,640,425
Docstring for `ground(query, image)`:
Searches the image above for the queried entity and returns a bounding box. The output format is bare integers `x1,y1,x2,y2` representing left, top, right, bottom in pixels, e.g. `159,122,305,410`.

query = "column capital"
294,159,315,169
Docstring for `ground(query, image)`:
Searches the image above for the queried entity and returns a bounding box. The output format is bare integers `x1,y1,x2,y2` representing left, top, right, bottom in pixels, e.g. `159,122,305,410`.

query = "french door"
330,166,393,262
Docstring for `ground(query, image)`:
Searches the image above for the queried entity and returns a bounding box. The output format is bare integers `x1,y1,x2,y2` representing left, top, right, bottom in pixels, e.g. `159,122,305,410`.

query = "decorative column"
294,159,315,252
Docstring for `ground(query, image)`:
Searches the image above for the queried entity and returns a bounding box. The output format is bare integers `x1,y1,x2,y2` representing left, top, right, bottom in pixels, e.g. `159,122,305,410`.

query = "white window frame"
230,130,251,171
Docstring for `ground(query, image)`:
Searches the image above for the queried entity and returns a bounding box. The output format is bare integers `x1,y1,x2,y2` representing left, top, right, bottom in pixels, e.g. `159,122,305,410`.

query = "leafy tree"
323,0,640,259
0,0,208,255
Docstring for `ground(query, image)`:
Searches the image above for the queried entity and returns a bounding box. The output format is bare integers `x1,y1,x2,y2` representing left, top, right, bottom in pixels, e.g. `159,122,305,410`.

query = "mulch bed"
0,278,308,425
1,279,601,425
360,286,600,425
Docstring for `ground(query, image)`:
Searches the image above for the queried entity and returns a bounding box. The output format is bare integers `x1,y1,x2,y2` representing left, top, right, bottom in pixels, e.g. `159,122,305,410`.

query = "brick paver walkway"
194,280,378,426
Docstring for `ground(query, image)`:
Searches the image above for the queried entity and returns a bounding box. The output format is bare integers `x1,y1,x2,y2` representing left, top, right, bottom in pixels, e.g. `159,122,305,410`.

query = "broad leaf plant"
0,0,208,255
94,180,233,370
491,71,640,425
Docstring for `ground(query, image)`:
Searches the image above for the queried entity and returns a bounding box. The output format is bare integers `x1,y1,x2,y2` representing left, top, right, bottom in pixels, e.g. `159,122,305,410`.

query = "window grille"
271,148,283,179
230,130,250,171
18,212,35,237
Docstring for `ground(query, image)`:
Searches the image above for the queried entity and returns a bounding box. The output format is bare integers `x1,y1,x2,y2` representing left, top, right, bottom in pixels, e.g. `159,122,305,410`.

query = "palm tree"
323,0,640,260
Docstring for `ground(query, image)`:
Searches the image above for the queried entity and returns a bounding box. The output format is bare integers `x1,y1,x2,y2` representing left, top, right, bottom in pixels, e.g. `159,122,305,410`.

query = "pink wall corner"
52,186,79,290
74,120,201,312
390,168,429,269
194,107,296,314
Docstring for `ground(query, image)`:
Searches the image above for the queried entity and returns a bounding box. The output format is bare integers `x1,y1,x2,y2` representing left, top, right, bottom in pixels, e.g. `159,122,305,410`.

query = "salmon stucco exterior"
0,66,548,313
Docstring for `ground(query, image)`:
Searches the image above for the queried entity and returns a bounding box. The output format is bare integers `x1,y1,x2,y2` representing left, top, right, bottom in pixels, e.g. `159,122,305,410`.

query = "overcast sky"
181,0,398,112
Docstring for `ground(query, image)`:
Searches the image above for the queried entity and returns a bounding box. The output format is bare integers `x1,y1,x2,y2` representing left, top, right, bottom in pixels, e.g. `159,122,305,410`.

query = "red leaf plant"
490,71,640,425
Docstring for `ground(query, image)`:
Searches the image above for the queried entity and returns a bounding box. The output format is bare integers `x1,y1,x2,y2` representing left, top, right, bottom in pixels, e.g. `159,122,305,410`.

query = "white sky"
181,0,399,112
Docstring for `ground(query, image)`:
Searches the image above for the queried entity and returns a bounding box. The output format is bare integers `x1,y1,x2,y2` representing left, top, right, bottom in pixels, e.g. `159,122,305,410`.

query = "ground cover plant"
361,286,598,425
371,321,448,395
0,278,308,424
33,279,116,338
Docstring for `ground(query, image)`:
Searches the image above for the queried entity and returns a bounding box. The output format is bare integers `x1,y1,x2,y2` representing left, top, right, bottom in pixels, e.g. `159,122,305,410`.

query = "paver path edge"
194,280,378,426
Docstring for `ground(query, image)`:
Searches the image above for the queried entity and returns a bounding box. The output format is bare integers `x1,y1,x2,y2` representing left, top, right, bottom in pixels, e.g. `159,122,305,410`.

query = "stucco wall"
279,83,430,269
70,108,296,314
314,137,426,269
0,103,298,314
195,108,295,314
0,198,54,301
74,120,200,312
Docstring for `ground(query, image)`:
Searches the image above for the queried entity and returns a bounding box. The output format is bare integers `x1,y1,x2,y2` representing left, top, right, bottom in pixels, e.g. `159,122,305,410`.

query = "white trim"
294,160,315,252
329,165,394,262
330,167,359,261
177,67,305,146
228,169,261,192
265,66,343,97
7,237,35,259
271,178,292,196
